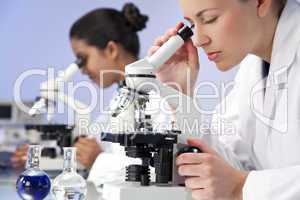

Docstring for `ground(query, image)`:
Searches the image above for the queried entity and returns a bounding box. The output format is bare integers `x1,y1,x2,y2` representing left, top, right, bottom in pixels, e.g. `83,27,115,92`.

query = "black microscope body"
25,124,73,158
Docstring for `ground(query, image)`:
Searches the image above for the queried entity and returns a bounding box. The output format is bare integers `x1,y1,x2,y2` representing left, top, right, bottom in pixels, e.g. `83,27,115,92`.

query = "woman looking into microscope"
149,0,300,199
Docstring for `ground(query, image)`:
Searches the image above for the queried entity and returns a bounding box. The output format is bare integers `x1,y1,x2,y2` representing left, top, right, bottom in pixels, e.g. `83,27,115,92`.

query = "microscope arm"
28,59,90,135
56,92,91,136
29,61,83,117
154,80,201,139
38,89,91,135
124,59,202,142
123,26,202,142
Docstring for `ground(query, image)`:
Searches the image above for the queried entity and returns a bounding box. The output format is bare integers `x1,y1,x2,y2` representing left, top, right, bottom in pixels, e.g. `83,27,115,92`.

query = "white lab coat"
203,0,300,199
88,1,300,198
87,90,173,186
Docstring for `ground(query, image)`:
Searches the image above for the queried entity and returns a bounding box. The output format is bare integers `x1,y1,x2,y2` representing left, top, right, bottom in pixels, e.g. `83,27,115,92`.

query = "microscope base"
102,182,192,200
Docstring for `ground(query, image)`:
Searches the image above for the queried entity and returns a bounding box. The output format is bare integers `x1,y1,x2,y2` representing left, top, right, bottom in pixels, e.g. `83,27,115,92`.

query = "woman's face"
179,0,260,70
71,38,119,87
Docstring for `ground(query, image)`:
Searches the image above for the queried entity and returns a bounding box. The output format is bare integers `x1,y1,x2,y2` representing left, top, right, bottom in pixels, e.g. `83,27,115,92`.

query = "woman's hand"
148,23,199,96
11,144,29,169
177,139,248,200
74,137,102,169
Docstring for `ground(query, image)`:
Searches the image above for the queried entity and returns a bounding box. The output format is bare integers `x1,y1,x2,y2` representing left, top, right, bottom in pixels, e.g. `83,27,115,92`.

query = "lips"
207,51,221,61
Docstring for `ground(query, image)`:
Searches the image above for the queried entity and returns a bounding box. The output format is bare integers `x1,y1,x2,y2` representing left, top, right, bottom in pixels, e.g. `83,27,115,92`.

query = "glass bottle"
52,147,87,200
16,145,51,200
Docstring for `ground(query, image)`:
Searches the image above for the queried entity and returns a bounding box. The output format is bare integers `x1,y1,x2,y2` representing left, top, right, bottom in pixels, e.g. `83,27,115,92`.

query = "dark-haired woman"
70,3,172,186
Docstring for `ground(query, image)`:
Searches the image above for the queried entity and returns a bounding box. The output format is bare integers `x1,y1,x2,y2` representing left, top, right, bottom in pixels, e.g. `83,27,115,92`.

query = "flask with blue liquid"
16,145,51,200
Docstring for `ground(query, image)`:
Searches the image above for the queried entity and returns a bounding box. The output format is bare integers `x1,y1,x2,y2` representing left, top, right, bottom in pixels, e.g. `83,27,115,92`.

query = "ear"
105,41,119,61
256,0,272,17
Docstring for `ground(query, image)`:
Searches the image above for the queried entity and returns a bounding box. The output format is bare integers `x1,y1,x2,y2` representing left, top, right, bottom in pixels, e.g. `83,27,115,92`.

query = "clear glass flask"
52,147,87,200
16,145,51,200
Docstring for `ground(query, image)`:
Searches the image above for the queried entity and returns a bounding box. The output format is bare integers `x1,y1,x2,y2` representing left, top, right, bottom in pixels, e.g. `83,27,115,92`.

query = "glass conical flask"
16,145,51,200
52,147,87,200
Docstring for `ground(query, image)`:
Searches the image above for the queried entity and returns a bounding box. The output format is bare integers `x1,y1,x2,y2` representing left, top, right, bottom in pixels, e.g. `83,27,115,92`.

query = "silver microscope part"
109,87,136,117
28,98,47,117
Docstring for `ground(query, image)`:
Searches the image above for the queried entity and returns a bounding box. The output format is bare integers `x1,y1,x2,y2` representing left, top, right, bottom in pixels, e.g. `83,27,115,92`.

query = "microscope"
24,124,73,171
101,25,203,200
0,101,44,168
28,58,91,136
27,59,91,174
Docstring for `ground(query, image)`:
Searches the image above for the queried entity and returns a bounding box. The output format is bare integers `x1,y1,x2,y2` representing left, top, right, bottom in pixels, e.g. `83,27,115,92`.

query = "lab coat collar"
270,0,300,74
262,0,300,123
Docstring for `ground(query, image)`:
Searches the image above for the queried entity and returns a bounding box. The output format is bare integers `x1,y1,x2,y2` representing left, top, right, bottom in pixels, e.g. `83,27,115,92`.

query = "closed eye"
203,16,218,24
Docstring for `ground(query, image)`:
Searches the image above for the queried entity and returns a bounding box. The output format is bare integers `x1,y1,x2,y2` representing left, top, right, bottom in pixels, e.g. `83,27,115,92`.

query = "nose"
192,26,211,48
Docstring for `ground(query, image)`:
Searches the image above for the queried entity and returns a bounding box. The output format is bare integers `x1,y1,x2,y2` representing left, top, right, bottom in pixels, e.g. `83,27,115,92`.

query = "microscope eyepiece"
75,57,86,68
177,26,194,41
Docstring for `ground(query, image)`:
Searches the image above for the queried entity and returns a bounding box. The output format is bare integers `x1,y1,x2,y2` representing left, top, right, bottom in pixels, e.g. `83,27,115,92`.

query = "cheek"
93,61,119,87
216,11,248,48
213,12,251,68
86,62,99,76
83,59,101,82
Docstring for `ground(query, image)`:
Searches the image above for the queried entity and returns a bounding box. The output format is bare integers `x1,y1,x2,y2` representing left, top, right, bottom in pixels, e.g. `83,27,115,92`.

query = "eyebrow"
184,8,219,20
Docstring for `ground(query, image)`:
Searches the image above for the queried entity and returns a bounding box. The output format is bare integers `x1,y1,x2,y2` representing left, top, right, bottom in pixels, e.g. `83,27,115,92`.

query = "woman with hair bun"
10,3,149,172
70,3,170,185
70,2,148,88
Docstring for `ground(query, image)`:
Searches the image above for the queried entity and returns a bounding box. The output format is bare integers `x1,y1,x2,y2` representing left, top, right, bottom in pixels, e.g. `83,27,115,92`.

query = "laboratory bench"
0,168,103,200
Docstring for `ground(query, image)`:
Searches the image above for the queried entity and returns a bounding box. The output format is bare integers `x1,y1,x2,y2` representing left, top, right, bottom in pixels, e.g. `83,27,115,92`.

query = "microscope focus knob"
177,146,202,156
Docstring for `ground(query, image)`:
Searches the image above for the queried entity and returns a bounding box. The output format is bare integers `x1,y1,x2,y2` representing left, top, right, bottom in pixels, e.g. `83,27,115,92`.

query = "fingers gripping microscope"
101,26,203,200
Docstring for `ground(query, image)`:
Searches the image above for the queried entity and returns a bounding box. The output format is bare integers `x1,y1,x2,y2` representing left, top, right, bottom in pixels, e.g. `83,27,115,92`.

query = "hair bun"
122,3,149,32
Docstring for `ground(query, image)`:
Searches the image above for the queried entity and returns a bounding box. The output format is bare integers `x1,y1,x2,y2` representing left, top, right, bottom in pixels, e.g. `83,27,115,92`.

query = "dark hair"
70,3,148,58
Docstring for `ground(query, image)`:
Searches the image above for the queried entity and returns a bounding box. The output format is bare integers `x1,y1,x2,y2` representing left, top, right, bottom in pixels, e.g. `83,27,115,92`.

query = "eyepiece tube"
147,25,193,69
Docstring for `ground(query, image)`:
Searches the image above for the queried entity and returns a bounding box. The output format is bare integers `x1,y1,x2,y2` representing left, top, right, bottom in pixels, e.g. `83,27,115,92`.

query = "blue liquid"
16,169,51,200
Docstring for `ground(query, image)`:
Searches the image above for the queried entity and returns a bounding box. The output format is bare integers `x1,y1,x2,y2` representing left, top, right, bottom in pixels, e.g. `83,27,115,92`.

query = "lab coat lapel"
263,0,300,124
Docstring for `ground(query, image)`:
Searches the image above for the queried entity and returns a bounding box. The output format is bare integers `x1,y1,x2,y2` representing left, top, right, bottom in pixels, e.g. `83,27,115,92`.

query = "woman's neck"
117,52,137,82
252,11,282,63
